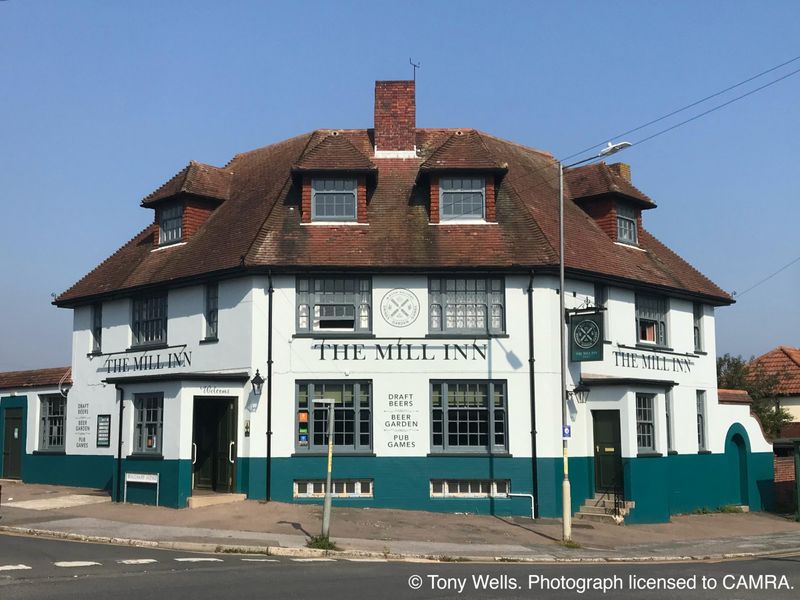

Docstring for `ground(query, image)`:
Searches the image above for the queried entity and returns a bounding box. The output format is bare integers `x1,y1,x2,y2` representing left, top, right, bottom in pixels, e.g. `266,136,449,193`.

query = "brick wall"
774,453,797,513
301,176,312,223
429,175,440,224
183,198,215,238
485,175,496,222
357,176,367,224
374,81,415,151
580,198,617,240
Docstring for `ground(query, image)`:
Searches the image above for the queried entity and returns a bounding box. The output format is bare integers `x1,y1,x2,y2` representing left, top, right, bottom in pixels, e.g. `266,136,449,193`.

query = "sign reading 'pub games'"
569,313,604,362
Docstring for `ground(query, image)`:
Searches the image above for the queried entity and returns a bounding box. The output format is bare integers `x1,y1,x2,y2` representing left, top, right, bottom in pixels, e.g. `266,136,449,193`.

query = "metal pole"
559,161,572,542
321,403,334,538
266,273,274,502
794,440,800,522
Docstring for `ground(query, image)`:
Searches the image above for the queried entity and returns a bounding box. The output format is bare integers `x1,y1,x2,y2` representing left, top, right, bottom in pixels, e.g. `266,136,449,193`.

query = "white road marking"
291,558,336,562
345,558,388,562
0,564,32,571
117,559,158,565
54,561,102,568
241,558,279,562
174,558,224,562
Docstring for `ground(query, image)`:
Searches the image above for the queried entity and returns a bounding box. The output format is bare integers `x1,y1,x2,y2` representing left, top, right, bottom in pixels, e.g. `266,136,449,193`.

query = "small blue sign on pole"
562,425,571,439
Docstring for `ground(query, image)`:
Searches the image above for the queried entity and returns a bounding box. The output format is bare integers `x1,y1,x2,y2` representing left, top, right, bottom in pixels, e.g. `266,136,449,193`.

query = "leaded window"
311,178,357,221
134,394,163,455
92,303,102,353
616,203,638,245
132,294,167,347
296,381,372,452
440,176,485,221
296,277,371,333
636,393,655,452
40,395,66,451
205,283,219,339
693,302,703,352
635,293,668,346
696,390,707,451
428,277,505,334
430,381,507,453
159,204,183,245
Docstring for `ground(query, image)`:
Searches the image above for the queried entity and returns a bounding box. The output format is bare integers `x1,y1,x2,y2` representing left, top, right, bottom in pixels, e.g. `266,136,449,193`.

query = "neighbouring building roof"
141,160,232,206
566,162,655,207
750,346,800,396
0,367,71,391
717,389,752,404
55,126,731,306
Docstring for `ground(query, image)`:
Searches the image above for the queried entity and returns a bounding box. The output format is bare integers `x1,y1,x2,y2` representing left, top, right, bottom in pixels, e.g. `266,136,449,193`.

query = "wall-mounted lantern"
251,369,265,396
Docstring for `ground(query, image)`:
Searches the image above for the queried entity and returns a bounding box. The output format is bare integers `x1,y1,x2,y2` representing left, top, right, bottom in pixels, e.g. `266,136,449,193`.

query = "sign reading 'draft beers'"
569,313,604,362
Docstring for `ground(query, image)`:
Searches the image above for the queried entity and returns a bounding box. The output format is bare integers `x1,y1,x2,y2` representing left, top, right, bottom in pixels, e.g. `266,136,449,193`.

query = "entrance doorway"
192,397,237,493
728,433,749,506
2,408,23,479
592,410,623,493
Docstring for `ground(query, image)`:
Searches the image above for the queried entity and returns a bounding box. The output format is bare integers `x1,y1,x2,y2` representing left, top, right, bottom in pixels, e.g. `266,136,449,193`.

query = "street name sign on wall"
569,313,604,362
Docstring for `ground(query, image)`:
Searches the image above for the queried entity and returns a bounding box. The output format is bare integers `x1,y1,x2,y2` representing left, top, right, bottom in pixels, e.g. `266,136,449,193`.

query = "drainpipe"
527,271,539,518
265,271,274,502
115,384,125,503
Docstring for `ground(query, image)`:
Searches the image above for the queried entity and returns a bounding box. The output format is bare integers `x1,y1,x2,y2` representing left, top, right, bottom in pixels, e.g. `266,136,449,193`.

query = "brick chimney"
373,80,416,157
608,162,631,182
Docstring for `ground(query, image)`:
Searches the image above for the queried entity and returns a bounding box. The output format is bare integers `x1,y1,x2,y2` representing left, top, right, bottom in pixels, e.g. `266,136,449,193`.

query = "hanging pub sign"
569,313,604,362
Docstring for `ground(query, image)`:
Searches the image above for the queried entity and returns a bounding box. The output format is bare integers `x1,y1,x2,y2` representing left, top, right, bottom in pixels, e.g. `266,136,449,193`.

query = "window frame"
311,177,358,222
293,479,373,498
295,381,372,453
159,204,183,245
296,276,372,334
131,293,168,348
430,479,510,498
430,380,508,455
616,203,638,245
133,393,164,455
635,293,668,347
39,394,66,452
635,392,656,453
205,283,219,340
696,390,707,452
693,302,703,352
91,303,103,353
439,176,486,221
665,391,674,453
428,276,505,335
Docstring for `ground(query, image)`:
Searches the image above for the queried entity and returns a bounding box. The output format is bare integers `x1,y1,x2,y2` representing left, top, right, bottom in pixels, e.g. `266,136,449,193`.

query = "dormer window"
159,204,183,245
616,203,638,245
312,178,357,222
440,176,485,221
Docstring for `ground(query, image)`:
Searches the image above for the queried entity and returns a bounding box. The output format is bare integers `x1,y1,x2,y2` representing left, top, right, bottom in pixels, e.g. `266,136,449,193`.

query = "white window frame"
293,479,373,498
635,393,656,453
311,178,357,222
159,204,183,245
430,479,510,498
439,176,486,221
696,390,707,451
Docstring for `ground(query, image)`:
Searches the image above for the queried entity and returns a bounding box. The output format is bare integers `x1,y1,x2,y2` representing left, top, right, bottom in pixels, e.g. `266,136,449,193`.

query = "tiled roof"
420,130,507,172
718,389,752,404
0,367,71,391
566,162,655,207
750,346,800,396
292,133,376,172
141,160,231,206
55,128,731,305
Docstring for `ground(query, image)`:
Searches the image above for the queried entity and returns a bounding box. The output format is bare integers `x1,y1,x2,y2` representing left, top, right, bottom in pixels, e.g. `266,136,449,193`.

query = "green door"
592,410,623,492
192,397,236,493
2,408,23,479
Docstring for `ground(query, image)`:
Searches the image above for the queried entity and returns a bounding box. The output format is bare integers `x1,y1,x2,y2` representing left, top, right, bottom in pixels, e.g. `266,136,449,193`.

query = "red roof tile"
718,389,752,404
292,133,376,173
420,130,507,172
750,346,800,396
55,128,731,305
141,161,231,206
566,162,655,207
0,367,71,391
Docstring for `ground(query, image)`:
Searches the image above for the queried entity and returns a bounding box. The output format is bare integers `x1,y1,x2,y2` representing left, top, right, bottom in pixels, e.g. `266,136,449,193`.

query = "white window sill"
432,220,498,226
301,222,368,226
151,242,187,252
614,242,647,252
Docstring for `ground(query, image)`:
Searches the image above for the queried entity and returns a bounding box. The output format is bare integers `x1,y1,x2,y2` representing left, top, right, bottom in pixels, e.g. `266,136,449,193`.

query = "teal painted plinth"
536,456,594,518
114,458,192,508
239,456,537,517
27,453,114,490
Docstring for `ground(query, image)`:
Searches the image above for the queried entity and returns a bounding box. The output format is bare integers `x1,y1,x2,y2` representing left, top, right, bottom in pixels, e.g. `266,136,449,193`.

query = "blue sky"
1,1,798,370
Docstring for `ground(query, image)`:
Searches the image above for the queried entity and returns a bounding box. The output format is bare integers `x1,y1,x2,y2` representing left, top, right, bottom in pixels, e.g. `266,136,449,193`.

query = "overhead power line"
733,254,800,299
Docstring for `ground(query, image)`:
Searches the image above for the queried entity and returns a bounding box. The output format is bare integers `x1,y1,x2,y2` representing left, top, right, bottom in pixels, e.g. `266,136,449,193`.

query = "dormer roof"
566,162,655,208
420,130,507,173
141,161,232,207
292,133,376,174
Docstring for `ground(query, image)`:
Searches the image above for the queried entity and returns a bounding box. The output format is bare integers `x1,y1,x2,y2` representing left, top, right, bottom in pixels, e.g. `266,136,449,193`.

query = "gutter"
265,271,274,502
114,384,125,503
527,271,539,518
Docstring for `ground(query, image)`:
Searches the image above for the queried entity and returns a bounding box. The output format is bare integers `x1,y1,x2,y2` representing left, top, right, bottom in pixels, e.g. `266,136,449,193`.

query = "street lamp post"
558,141,630,542
313,398,337,540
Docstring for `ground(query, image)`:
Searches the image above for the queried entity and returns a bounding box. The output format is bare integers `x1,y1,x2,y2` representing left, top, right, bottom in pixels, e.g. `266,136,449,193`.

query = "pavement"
1,480,800,563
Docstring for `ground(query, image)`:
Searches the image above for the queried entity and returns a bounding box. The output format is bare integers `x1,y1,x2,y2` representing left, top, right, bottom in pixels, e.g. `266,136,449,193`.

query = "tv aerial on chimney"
409,58,421,81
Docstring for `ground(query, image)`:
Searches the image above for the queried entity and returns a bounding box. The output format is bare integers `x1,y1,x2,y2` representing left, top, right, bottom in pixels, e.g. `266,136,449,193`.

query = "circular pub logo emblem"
573,319,601,349
380,289,420,328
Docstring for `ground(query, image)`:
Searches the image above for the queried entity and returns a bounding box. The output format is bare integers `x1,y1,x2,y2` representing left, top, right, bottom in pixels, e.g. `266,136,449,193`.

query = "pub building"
0,81,773,522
